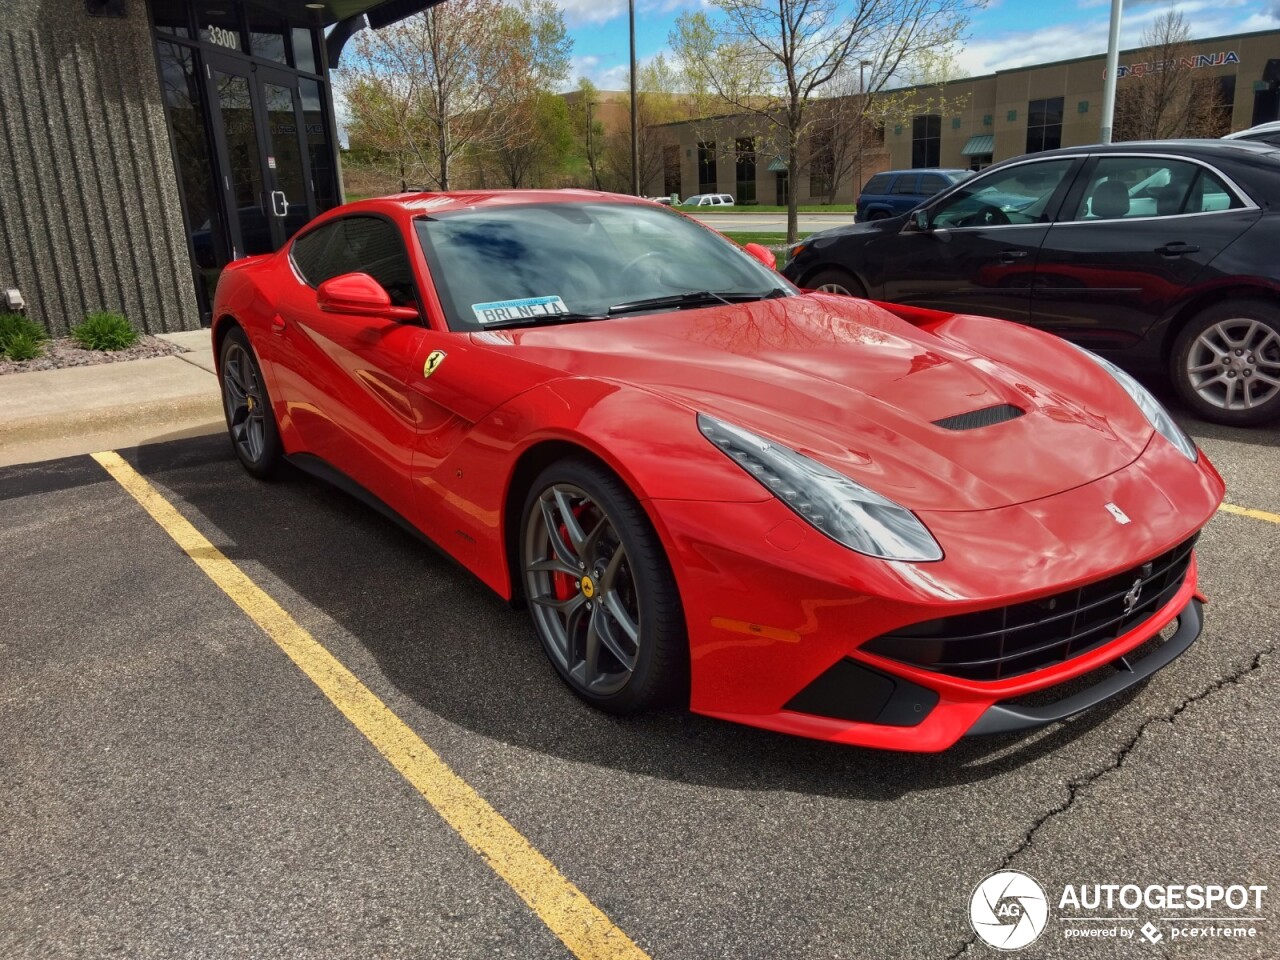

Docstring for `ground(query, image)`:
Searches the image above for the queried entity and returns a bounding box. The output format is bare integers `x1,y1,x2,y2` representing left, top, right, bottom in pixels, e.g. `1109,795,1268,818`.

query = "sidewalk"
0,331,224,468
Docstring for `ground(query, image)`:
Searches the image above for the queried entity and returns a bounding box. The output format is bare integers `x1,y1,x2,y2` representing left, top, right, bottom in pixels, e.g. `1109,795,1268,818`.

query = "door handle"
270,190,289,218
1157,241,1199,257
997,250,1029,264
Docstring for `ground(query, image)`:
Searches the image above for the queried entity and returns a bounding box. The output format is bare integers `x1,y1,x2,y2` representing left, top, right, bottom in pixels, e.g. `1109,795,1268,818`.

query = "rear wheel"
806,267,867,298
520,459,687,714
1171,300,1280,426
219,326,282,477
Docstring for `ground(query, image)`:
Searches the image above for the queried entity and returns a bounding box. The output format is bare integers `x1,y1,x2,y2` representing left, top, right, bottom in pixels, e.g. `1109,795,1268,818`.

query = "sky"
559,0,1280,92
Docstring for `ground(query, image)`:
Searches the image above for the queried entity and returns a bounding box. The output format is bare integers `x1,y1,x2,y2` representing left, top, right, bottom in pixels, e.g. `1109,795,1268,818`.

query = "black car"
784,140,1280,426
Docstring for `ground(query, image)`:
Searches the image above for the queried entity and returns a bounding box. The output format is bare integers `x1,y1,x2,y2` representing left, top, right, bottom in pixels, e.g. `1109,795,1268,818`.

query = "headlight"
1068,344,1199,462
697,414,943,562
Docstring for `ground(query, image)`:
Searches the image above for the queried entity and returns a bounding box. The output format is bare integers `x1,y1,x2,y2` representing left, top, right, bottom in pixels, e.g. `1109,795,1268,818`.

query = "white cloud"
954,0,1258,77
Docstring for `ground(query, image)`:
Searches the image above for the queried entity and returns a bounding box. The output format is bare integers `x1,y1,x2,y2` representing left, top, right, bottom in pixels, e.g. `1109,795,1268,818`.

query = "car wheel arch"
500,438,676,610
1159,284,1280,367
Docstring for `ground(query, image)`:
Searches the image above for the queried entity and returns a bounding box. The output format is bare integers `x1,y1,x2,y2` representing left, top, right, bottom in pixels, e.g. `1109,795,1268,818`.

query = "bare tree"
672,0,977,241
1113,11,1230,141
344,0,540,190
602,55,697,194
567,77,606,190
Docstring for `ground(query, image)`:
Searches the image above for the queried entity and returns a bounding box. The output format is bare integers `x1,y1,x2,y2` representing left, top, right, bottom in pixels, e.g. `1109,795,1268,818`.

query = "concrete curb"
0,393,224,447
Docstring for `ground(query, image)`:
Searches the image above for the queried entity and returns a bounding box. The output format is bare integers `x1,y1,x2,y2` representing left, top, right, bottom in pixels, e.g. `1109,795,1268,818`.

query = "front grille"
863,535,1197,681
932,403,1025,431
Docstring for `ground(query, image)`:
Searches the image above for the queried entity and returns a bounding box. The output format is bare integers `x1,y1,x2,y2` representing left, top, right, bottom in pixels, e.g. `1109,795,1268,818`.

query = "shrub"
72,311,139,351
0,312,47,359
3,330,45,361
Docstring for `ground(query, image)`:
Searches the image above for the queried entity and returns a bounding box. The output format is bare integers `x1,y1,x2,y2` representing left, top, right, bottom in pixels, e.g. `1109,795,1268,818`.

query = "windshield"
415,202,792,331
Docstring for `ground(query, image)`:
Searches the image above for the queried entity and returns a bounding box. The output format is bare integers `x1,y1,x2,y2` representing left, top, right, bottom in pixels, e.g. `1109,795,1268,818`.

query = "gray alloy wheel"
519,459,688,713
219,328,282,477
523,482,642,697
1173,300,1280,426
1185,317,1280,413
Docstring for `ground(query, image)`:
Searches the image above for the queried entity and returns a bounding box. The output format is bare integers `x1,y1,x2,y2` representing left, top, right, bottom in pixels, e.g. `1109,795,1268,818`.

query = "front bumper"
645,436,1223,751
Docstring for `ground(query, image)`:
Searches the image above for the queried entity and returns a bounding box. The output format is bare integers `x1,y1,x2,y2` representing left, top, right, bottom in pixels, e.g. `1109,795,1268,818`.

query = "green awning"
767,156,788,173
960,135,994,157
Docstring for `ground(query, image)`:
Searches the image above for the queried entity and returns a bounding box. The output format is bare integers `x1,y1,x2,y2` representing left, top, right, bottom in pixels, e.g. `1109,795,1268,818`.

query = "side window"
930,159,1075,228
1070,158,1243,221
290,216,417,307
919,174,949,194
891,175,921,195
862,174,893,195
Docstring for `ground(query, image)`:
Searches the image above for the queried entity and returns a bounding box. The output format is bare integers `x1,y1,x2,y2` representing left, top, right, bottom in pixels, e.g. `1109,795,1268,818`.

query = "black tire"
1170,299,1280,426
806,267,867,298
219,326,283,478
519,458,688,714
868,210,891,221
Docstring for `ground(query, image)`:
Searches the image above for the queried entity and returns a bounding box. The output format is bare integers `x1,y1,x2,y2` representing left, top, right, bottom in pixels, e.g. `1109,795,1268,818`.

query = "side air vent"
932,403,1025,431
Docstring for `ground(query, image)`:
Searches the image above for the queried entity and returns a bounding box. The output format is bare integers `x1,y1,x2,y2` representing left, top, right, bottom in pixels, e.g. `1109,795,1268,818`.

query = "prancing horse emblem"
1122,578,1143,615
1105,502,1131,525
423,349,446,379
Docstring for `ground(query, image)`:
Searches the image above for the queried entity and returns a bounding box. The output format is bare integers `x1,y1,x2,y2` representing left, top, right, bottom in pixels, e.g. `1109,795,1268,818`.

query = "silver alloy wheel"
817,282,852,295
221,342,267,463
1186,318,1280,411
523,483,641,696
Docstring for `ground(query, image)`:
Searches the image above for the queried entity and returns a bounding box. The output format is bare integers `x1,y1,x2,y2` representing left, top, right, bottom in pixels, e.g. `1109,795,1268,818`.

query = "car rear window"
862,174,893,195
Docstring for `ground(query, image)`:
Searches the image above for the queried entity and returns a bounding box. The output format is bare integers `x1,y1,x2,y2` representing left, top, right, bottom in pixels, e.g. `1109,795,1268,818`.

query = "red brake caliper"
551,514,581,602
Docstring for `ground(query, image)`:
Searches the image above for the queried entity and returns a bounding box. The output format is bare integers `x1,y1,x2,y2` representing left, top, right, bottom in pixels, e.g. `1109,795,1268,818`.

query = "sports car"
211,190,1225,752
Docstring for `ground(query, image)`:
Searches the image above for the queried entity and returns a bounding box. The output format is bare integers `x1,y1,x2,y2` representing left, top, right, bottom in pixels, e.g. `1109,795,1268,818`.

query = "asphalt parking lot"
2,403,1277,959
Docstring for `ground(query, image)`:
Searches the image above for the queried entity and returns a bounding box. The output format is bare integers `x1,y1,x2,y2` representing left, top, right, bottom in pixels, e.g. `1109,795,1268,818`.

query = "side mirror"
911,209,931,232
743,242,777,270
317,272,418,321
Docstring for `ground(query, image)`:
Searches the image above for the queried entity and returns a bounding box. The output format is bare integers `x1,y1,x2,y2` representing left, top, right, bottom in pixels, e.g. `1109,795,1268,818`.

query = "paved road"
691,212,853,234
2,408,1277,958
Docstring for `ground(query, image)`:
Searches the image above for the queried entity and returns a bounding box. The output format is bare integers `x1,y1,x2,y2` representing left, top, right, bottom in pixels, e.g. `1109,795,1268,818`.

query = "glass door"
205,52,316,260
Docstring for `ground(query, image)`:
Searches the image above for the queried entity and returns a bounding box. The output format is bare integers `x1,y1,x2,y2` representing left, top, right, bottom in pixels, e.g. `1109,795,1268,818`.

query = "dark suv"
856,168,974,222
784,140,1280,426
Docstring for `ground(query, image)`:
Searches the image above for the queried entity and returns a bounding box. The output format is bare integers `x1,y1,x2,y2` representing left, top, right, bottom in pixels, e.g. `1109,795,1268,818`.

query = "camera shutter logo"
969,870,1050,951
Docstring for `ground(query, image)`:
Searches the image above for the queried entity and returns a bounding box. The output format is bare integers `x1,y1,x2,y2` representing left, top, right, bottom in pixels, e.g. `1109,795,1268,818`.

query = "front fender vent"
932,403,1025,431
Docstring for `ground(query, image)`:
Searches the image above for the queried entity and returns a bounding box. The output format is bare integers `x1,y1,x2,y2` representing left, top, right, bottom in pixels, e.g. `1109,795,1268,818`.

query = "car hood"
471,295,1152,513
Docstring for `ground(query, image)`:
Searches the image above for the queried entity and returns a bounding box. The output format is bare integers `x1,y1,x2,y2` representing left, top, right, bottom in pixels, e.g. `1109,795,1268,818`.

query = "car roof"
870,168,970,178
1224,121,1280,139
999,139,1280,162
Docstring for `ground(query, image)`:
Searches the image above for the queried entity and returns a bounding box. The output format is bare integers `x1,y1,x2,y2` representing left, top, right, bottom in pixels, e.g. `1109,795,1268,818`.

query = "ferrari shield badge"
423,349,446,379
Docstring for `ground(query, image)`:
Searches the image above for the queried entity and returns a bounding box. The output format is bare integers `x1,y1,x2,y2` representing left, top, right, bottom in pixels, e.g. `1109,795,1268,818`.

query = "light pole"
856,59,872,199
585,99,601,190
1100,0,1124,143
629,0,640,195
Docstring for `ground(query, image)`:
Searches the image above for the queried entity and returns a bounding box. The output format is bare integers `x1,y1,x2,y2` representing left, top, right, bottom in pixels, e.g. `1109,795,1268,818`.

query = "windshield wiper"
607,288,786,316
479,312,607,331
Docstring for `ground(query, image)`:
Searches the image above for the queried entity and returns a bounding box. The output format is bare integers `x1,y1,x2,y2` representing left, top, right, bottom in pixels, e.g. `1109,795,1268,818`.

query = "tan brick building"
659,28,1280,206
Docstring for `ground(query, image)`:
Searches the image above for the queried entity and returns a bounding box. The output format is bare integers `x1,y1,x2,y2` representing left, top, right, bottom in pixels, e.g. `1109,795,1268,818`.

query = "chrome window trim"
1058,151,1261,225
923,154,1080,232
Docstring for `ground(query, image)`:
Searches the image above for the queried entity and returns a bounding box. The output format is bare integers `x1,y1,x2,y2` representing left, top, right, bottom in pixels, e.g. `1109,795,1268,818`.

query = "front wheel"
520,459,687,714
1171,300,1280,426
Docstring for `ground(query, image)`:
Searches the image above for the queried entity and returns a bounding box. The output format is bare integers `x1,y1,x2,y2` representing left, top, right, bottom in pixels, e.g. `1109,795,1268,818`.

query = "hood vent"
932,403,1025,431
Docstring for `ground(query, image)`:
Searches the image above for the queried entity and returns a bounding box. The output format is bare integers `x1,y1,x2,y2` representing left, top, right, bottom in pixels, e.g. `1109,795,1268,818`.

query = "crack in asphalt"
942,641,1276,960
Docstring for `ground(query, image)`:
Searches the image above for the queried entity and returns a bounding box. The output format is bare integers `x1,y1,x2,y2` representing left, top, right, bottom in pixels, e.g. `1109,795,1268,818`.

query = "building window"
911,115,941,168
663,145,681,198
735,137,757,205
697,141,717,194
968,153,993,172
1026,97,1064,153
809,129,834,197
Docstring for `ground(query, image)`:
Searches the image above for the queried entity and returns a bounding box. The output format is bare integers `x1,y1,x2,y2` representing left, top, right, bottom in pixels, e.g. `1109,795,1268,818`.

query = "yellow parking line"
91,450,648,960
1218,503,1280,525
